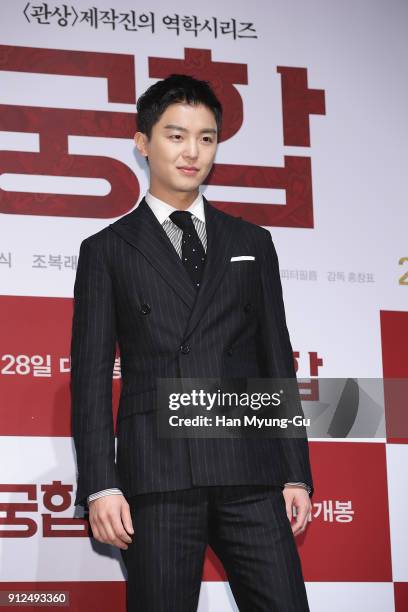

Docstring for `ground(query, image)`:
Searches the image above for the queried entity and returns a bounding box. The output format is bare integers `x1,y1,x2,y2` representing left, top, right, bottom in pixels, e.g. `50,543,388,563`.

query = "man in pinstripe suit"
71,74,314,611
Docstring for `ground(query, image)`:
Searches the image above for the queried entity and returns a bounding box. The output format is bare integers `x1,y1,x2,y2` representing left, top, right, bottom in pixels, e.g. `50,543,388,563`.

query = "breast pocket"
225,259,260,299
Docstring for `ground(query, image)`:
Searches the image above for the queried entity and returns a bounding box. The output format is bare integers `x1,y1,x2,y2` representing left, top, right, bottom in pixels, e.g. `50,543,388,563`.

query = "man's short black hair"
136,73,223,139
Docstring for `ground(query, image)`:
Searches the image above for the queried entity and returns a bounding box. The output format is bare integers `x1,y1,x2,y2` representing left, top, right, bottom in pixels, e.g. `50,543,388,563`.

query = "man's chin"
171,181,202,194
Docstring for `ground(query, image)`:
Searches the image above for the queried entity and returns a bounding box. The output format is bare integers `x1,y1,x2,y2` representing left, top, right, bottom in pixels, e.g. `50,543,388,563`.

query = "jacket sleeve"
70,236,122,508
257,229,314,498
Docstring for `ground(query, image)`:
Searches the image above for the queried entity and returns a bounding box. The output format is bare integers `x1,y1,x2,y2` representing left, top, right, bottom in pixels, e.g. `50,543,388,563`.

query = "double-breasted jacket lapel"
108,195,236,342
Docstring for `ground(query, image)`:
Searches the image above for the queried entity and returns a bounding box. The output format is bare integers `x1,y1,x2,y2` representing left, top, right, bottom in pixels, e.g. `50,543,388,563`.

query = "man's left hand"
282,485,311,536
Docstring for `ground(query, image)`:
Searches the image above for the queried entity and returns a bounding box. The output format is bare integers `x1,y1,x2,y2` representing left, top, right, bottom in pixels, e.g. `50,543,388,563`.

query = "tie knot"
169,210,194,231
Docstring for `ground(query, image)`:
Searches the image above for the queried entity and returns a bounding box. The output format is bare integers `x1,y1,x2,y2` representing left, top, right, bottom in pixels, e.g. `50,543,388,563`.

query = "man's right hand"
88,494,134,550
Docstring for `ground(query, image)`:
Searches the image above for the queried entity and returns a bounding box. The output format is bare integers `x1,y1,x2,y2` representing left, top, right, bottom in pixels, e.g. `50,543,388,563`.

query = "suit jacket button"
180,343,190,354
140,303,151,315
227,347,233,356
244,302,252,314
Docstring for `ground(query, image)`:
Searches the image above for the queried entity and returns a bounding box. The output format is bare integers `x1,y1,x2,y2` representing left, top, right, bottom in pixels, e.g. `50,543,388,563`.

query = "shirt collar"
145,190,205,225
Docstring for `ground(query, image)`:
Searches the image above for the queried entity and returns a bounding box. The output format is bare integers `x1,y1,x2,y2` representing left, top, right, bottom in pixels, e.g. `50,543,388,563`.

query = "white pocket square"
230,256,255,261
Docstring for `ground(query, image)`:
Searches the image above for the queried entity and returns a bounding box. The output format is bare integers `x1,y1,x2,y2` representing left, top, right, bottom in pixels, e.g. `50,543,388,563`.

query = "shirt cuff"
87,488,124,504
284,482,312,494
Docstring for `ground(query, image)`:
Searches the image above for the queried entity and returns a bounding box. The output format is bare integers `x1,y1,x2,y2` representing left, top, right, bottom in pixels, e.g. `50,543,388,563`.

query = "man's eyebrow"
163,124,217,134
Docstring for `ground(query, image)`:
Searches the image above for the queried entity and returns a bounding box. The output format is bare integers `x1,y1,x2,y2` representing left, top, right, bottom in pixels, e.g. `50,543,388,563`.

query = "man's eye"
203,137,213,143
170,134,182,140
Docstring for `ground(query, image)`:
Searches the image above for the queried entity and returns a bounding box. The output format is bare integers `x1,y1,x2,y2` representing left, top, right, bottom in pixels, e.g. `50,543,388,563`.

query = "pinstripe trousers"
120,485,310,612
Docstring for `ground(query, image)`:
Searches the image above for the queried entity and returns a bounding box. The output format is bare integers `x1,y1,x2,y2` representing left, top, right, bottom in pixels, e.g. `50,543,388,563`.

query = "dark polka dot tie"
169,210,206,289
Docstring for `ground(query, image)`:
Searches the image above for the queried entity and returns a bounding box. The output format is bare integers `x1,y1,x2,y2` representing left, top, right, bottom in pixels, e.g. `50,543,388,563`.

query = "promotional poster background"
0,0,407,610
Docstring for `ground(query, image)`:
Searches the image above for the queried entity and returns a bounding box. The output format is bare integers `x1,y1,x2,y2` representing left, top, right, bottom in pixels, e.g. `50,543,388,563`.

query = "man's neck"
148,187,200,210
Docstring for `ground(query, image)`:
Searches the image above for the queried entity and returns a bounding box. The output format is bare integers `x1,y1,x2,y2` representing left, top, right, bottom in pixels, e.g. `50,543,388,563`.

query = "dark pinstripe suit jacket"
70,196,314,507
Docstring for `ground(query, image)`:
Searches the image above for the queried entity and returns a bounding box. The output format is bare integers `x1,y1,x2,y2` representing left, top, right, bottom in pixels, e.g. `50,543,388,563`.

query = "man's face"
134,102,218,202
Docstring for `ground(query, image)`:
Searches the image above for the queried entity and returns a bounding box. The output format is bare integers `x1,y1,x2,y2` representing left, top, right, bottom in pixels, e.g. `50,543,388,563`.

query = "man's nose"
183,139,199,159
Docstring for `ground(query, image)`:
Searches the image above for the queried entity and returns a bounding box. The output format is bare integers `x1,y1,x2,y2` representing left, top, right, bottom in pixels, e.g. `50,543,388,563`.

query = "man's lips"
177,166,199,175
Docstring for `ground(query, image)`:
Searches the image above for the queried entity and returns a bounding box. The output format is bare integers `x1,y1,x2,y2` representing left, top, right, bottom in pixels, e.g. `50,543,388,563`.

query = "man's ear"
134,131,149,158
